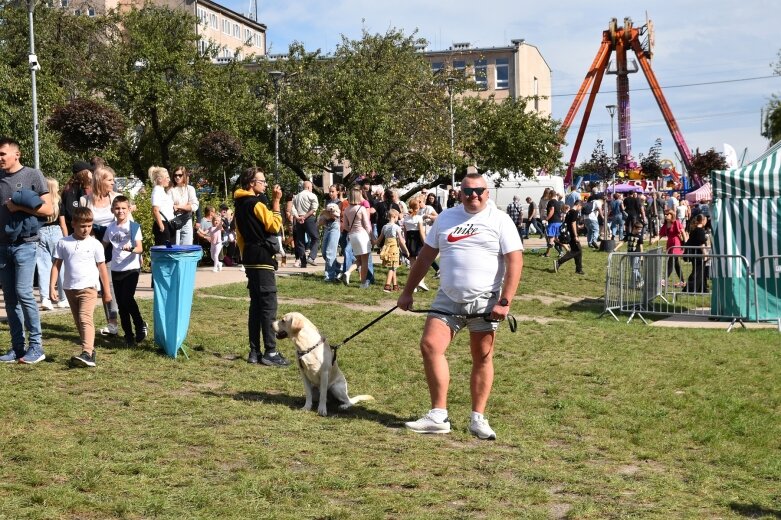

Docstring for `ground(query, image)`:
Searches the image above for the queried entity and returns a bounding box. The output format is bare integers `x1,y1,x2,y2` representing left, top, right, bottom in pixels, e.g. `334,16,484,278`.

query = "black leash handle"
409,308,518,333
332,305,398,350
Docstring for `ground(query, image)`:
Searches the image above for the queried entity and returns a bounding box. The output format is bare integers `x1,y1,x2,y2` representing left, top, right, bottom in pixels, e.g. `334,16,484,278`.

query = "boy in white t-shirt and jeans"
50,207,113,367
103,196,147,347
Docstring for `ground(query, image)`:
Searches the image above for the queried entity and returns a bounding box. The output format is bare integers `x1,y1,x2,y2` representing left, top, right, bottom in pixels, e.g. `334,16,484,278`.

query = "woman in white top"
341,186,373,288
79,166,122,335
169,166,199,245
402,197,429,291
149,166,175,246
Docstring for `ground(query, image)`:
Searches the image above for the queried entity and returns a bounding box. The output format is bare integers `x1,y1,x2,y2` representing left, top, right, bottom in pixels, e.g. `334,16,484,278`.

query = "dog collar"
297,336,326,359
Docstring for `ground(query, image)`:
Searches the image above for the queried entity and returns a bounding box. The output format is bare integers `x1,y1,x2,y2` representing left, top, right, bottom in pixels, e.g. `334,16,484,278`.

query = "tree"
196,130,243,197
459,95,563,178
689,148,728,183
639,138,663,180
762,49,781,145
572,139,615,182
47,98,126,154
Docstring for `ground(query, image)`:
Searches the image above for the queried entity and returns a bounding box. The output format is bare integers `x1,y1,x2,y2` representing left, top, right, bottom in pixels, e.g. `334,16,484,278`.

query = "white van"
486,174,565,214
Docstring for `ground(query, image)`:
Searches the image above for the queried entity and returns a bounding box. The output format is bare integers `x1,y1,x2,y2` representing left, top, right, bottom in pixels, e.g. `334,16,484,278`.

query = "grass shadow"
729,502,781,518
203,390,407,427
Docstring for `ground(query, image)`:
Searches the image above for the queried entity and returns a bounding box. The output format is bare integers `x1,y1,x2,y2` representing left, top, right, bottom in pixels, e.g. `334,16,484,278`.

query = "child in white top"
103,196,147,346
51,207,112,368
209,214,224,272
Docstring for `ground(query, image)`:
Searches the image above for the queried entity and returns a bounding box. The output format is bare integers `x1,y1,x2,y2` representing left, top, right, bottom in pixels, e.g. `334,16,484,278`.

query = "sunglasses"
462,187,486,197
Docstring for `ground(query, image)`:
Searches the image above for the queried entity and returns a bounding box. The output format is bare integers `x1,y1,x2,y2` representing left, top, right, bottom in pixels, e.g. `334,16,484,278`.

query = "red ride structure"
560,16,693,186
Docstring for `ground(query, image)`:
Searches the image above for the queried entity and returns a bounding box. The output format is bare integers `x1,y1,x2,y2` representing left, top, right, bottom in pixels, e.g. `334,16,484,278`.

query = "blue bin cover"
151,245,203,358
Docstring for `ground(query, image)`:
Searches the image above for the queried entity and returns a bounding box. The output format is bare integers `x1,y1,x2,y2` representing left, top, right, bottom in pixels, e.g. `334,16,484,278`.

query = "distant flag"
723,143,738,169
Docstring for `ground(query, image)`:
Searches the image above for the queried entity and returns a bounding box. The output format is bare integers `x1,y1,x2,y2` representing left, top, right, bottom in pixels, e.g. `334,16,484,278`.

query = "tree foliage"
639,138,663,180
762,50,781,145
572,139,615,181
0,6,564,191
47,98,126,153
689,148,728,181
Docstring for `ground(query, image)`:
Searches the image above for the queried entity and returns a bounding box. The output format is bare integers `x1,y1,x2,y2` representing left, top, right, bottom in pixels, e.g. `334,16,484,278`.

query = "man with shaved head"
292,180,319,268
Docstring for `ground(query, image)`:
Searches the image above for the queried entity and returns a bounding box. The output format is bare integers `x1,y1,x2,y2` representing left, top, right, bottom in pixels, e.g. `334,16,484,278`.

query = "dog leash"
330,304,518,363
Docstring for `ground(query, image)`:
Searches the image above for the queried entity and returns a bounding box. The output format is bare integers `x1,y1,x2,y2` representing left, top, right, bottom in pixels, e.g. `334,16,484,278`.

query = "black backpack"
582,200,593,216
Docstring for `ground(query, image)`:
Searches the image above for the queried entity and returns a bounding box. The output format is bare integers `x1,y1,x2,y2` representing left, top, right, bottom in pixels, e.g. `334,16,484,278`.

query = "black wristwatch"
497,297,509,307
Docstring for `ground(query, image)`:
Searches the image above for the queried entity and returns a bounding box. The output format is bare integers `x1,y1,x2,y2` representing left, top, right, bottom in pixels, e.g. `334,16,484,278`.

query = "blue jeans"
176,220,194,246
610,217,624,240
585,219,600,246
321,222,341,281
36,225,65,301
0,242,43,352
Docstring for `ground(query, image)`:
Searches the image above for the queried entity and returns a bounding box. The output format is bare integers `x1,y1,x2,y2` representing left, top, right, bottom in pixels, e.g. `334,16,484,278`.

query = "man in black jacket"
233,167,288,366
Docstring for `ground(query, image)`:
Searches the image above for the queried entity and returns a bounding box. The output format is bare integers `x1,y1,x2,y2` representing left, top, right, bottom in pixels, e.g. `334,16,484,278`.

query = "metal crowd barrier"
601,248,756,331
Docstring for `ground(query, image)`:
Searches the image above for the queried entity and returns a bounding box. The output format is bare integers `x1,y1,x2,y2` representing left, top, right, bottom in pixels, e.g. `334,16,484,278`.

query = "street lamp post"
27,0,40,170
601,104,618,252
446,77,456,189
269,70,284,184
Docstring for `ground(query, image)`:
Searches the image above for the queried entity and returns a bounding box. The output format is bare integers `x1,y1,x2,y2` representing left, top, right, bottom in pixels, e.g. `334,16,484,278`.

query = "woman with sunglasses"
169,166,199,245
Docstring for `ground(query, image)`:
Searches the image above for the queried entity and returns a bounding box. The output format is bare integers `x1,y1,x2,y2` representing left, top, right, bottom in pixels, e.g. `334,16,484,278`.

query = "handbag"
167,212,192,231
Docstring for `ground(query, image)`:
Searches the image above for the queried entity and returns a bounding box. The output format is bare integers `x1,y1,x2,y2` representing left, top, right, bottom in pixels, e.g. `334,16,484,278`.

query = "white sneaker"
405,413,451,434
99,323,119,336
212,267,219,273
56,299,70,309
345,271,352,286
417,281,429,292
238,264,245,272
469,417,496,440
41,299,54,311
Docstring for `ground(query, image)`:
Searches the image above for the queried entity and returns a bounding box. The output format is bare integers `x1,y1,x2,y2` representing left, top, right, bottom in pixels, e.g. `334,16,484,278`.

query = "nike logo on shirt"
446,233,477,242
446,223,479,242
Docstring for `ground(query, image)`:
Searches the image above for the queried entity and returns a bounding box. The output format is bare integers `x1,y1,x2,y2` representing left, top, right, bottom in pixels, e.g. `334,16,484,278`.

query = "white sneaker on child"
56,299,70,309
41,299,54,311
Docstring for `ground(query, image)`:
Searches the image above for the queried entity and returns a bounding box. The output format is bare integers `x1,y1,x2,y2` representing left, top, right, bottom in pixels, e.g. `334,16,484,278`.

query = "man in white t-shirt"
398,173,523,440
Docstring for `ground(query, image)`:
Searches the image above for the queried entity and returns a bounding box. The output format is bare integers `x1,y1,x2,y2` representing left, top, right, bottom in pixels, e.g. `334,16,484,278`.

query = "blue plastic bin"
151,245,203,358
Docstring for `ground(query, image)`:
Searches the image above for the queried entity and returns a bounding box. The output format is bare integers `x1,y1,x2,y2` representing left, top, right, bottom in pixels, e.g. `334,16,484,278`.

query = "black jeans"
558,240,583,272
112,269,143,338
246,269,278,354
294,216,320,265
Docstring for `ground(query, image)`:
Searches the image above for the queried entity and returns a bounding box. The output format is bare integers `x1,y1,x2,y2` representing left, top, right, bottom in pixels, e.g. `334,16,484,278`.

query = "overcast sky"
225,0,781,169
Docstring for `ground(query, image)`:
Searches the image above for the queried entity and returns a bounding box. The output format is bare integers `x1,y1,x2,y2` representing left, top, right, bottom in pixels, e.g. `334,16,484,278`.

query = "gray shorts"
429,291,499,333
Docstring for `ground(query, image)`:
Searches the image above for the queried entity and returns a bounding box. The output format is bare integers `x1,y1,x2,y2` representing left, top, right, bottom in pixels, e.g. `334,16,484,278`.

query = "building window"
431,61,444,76
233,23,240,38
61,0,69,6
452,60,466,78
73,8,80,15
474,59,487,89
222,19,230,34
87,7,95,16
198,39,207,55
495,57,509,89
211,14,218,29
245,28,252,42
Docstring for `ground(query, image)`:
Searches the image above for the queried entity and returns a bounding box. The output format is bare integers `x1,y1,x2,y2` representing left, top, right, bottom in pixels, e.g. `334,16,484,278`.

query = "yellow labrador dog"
273,312,374,416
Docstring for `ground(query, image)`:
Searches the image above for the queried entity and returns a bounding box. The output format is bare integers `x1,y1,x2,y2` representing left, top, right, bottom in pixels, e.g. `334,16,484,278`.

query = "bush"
128,185,154,271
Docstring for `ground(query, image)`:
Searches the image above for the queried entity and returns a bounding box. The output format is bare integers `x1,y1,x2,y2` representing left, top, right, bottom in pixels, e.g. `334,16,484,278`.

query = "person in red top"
659,209,685,287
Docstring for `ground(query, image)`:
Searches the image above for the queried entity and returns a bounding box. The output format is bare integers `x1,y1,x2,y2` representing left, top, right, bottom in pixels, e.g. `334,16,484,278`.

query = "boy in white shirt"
103,196,147,347
51,207,113,367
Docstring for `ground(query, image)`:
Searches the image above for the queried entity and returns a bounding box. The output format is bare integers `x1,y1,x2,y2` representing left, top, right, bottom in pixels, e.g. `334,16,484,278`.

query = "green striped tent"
710,140,781,320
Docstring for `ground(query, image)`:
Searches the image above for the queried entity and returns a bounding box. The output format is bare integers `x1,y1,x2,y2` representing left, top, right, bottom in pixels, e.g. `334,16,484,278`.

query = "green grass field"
1,251,779,519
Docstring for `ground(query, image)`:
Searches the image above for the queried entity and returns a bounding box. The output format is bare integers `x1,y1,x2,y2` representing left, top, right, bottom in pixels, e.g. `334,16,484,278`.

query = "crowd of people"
498,184,712,288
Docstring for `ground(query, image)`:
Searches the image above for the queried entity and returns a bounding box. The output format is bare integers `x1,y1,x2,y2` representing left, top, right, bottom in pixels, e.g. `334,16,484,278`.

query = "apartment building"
59,0,266,61
422,39,552,117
